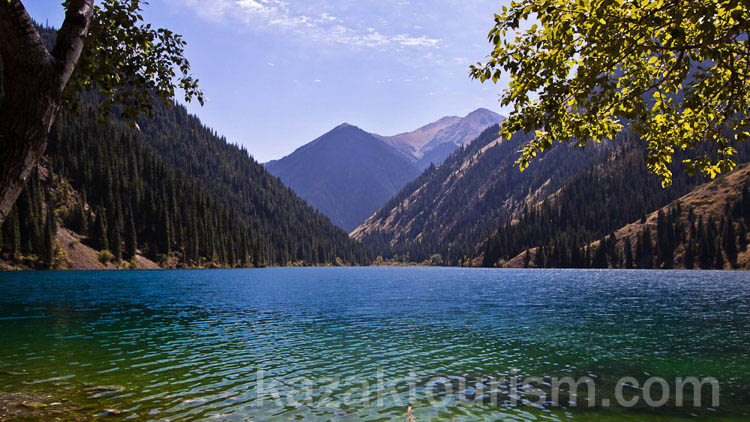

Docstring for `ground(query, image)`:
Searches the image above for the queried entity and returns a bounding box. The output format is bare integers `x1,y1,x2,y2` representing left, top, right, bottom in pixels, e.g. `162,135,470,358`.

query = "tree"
42,208,57,268
159,204,170,255
723,218,738,267
523,248,531,268
739,221,748,252
471,0,749,187
684,238,696,269
0,0,203,225
92,206,108,251
124,210,137,260
624,237,633,269
5,207,19,259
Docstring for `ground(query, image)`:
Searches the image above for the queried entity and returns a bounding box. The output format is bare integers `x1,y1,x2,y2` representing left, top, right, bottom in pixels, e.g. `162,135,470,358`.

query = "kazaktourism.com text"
253,369,720,410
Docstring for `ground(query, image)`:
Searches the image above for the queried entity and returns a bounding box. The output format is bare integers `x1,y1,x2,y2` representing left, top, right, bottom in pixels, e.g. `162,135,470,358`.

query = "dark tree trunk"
0,0,93,225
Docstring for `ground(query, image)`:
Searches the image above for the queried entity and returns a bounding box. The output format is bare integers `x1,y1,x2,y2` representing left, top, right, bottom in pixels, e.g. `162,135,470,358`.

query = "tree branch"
51,0,94,94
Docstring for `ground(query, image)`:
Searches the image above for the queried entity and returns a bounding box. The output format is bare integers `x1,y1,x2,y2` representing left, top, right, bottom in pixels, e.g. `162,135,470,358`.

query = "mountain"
353,123,750,266
377,108,504,169
265,124,422,232
265,108,502,232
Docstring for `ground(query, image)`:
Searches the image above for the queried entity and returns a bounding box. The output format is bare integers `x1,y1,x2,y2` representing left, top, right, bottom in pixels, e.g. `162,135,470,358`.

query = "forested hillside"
0,99,371,268
355,121,750,267
500,166,750,270
0,25,370,269
589,166,749,270
352,125,616,264
478,145,698,267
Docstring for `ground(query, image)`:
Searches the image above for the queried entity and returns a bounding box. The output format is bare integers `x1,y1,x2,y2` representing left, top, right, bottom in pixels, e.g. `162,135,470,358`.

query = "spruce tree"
124,211,137,260
534,246,545,268
93,207,108,251
523,248,530,268
108,205,123,262
42,210,57,268
159,205,171,255
592,242,608,268
723,219,738,267
624,237,633,269
684,238,696,269
738,221,748,252
111,223,122,262
78,203,88,235
7,208,20,260
713,239,724,269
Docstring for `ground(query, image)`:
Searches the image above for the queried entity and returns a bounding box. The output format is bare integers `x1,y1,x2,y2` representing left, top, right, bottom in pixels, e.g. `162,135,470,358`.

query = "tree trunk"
0,0,93,225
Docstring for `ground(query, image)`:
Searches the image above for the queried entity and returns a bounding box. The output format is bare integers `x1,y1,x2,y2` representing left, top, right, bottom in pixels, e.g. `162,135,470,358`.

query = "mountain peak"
465,108,500,118
335,122,355,130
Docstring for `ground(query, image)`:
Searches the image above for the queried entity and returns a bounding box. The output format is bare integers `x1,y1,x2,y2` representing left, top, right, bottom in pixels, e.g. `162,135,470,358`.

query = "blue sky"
27,0,509,162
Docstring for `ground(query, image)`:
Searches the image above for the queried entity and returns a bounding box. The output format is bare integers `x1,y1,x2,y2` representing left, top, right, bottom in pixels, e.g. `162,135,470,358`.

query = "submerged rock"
0,391,83,421
0,371,24,376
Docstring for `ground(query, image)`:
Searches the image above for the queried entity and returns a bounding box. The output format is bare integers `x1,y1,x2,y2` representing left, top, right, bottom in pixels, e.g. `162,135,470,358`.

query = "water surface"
0,268,748,420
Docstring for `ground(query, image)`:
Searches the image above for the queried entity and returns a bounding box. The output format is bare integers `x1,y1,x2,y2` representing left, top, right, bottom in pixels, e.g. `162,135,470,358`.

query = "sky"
26,0,510,162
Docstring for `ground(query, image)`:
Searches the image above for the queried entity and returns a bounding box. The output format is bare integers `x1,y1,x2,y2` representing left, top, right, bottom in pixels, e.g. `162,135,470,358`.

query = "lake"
0,268,747,421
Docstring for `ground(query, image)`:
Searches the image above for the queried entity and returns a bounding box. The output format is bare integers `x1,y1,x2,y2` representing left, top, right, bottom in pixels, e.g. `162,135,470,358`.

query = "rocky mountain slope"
376,108,503,169
375,116,461,159
351,125,616,264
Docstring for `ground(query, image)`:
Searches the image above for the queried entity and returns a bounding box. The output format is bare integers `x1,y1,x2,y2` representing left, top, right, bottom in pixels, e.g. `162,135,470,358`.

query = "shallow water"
0,268,748,421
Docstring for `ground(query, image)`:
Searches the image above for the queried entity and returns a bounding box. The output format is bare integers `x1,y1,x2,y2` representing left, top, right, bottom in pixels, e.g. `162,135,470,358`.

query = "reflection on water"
0,268,748,420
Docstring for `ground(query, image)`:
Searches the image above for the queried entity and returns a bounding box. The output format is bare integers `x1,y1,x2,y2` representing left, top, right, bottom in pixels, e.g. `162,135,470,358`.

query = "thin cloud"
175,0,440,49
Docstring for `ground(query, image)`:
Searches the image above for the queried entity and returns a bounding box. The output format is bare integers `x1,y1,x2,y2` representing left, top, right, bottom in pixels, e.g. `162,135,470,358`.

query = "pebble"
21,401,47,409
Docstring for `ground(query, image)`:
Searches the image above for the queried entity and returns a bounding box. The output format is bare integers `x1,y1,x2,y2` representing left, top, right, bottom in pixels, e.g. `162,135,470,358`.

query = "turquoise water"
0,268,748,421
